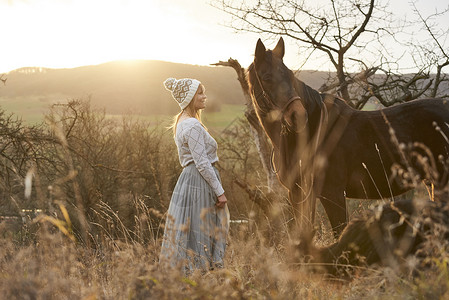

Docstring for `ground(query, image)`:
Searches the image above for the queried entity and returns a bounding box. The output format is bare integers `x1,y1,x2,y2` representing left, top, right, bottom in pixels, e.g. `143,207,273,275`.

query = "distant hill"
0,60,329,119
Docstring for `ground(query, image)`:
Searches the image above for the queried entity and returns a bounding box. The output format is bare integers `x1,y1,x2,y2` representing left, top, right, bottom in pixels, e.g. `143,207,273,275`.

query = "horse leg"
319,193,347,237
289,184,316,234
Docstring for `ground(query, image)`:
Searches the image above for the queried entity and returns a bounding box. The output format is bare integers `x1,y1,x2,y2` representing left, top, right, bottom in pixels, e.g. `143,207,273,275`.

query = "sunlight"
0,0,228,73
2,0,449,74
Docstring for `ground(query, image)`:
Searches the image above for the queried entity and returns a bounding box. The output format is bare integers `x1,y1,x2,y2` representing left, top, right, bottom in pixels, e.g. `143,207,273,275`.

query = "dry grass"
1,196,449,300
1,100,449,299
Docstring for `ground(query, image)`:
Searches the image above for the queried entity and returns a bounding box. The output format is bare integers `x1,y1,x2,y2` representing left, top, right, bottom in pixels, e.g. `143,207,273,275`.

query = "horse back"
322,98,449,199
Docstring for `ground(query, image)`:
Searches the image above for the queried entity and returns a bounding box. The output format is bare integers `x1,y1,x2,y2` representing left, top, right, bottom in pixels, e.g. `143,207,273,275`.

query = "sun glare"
1,0,228,73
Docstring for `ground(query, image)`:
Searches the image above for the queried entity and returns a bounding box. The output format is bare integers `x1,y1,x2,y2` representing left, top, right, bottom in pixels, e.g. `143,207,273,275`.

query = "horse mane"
246,63,256,95
292,77,324,113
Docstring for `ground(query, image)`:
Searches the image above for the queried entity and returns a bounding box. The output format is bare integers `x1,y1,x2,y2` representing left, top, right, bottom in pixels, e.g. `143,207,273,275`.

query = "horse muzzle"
282,96,308,133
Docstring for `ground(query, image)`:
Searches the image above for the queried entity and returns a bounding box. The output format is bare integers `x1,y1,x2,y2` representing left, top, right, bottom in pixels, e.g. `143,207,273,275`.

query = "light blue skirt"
159,164,229,274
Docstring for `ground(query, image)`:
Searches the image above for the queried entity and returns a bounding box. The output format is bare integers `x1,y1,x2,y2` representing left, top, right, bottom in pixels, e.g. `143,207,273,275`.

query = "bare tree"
410,1,449,99
213,0,449,109
350,2,449,108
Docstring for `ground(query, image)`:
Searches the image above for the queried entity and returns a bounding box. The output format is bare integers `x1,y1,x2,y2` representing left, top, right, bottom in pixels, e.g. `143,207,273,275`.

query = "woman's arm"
216,194,227,208
185,124,225,197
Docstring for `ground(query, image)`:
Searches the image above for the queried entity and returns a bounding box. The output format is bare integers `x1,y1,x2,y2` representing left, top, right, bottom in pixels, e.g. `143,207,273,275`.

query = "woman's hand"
216,194,227,208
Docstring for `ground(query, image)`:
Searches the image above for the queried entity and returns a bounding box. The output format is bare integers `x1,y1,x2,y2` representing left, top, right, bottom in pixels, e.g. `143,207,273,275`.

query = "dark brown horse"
247,37,449,234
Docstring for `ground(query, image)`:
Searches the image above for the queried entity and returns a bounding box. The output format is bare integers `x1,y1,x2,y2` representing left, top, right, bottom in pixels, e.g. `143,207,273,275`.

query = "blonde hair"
171,84,207,137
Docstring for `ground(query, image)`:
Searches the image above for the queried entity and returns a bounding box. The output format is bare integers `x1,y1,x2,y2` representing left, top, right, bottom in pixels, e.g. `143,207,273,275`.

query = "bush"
1,99,449,298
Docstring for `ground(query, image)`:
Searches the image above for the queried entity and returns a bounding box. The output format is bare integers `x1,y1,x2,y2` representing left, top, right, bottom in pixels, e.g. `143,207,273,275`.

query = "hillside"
0,60,329,122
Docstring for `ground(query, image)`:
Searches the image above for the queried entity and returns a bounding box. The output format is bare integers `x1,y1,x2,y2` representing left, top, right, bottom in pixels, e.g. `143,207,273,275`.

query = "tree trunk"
212,59,283,193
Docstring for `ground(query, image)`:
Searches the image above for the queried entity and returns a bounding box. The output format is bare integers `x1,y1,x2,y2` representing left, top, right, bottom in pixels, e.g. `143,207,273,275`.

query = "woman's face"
192,85,207,110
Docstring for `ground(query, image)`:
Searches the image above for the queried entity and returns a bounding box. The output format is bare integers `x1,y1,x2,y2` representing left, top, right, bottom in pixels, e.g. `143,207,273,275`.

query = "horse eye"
262,73,272,81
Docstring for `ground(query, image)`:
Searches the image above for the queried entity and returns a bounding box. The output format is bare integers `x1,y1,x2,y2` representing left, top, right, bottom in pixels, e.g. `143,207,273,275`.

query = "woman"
160,77,229,274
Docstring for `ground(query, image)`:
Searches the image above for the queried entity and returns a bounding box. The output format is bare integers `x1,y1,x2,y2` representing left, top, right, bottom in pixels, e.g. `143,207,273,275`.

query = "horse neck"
293,78,323,114
293,77,329,138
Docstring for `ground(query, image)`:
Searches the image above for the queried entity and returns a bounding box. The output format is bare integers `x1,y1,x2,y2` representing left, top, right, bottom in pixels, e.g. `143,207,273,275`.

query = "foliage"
0,99,449,298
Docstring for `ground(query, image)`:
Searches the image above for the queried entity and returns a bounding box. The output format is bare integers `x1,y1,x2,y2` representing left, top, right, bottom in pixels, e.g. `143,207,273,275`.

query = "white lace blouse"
175,118,225,196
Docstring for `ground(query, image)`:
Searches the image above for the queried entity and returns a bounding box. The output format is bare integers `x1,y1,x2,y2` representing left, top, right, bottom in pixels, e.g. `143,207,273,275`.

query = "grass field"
0,95,55,124
103,104,246,132
2,192,447,299
0,94,247,132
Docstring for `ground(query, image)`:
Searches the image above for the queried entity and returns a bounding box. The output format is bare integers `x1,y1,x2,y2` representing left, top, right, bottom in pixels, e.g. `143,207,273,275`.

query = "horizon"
6,58,448,77
3,59,330,74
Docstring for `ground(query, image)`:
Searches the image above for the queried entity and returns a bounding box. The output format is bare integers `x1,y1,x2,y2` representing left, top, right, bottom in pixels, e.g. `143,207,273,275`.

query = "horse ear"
255,38,266,62
272,37,285,59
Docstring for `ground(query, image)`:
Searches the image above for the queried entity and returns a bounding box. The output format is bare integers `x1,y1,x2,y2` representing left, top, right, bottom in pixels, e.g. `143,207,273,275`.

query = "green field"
0,96,55,124
104,104,246,131
0,97,246,130
203,104,246,130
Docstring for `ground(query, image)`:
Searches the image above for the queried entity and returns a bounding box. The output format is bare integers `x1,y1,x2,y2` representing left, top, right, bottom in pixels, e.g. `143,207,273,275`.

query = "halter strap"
253,62,271,104
252,62,303,115
252,62,309,174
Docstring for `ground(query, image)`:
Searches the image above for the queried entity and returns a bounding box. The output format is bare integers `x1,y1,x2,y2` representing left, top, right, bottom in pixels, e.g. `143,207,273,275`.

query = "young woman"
160,77,229,274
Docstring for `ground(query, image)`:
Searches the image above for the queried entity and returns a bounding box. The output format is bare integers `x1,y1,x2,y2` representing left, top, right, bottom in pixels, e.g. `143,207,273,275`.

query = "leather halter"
252,62,307,131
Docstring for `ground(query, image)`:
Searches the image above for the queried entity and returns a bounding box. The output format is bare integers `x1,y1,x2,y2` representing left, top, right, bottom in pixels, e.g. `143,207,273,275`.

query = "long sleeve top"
175,118,225,197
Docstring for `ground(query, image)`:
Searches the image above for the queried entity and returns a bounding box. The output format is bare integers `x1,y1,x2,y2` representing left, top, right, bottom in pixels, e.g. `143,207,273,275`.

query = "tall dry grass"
0,99,449,299
2,201,449,299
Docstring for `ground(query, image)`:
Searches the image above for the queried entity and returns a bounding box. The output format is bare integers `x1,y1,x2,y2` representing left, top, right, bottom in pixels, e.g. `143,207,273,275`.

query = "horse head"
248,38,308,143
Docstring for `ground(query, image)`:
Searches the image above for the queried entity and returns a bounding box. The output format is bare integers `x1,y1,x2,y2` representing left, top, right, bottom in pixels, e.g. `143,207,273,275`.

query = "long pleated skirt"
159,164,229,274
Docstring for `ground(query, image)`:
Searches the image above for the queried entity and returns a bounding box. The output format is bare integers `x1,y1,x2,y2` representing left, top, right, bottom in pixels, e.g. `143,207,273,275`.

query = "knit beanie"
163,77,201,110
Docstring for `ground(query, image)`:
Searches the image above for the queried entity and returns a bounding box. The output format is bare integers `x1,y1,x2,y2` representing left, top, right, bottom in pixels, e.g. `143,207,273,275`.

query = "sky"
0,0,448,74
0,0,262,73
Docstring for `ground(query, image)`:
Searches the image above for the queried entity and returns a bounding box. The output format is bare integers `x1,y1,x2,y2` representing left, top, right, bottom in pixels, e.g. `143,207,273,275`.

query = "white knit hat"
163,77,201,110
